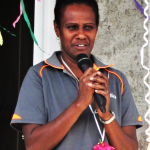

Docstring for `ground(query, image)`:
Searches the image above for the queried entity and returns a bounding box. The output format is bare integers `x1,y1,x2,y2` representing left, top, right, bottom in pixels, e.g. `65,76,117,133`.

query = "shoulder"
107,67,127,80
105,67,130,96
27,61,50,78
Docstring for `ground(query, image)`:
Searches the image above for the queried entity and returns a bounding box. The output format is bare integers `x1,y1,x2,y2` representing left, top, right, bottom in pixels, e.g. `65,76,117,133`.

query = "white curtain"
33,0,60,65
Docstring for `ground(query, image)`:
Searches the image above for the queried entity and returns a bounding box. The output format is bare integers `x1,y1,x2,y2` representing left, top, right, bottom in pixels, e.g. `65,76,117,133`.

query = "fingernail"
90,77,94,80
95,90,98,92
97,71,101,75
88,83,92,86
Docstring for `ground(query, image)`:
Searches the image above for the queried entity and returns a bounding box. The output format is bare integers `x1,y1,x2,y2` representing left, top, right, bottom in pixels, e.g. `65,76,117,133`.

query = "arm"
22,100,86,150
89,73,138,150
22,68,100,150
105,120,138,150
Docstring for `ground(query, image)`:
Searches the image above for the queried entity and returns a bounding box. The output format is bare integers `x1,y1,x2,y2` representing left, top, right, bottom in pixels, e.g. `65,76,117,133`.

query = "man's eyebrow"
65,23,95,25
65,23,78,25
84,23,96,25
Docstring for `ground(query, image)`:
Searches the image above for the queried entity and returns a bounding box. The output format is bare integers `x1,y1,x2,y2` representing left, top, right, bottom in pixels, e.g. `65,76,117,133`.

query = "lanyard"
89,105,105,142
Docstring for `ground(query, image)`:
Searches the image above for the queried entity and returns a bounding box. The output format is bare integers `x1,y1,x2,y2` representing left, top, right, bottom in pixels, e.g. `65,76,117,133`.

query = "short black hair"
54,0,99,28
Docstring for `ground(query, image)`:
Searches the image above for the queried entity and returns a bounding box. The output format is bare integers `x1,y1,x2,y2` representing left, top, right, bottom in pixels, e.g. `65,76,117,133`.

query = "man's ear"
54,21,60,37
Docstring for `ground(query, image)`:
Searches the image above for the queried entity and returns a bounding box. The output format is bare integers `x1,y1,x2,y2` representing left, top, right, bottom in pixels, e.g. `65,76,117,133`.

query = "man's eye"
67,25,78,30
84,26,93,30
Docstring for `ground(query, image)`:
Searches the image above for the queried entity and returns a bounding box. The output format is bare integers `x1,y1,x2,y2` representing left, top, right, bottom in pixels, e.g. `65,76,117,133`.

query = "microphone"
76,53,106,113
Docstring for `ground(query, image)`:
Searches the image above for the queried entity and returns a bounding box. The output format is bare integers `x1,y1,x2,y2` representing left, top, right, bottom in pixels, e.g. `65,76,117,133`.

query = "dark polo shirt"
11,51,143,150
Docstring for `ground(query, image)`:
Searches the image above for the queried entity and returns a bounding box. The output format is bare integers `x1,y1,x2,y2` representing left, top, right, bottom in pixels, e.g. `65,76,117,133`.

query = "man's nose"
76,29,86,40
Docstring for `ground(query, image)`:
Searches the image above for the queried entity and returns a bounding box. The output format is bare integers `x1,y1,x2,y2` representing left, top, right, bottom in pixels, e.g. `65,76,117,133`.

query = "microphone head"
76,53,92,73
76,54,88,62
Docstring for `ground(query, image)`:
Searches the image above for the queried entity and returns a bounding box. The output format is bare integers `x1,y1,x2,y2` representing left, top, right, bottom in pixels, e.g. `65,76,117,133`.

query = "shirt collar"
44,51,64,69
90,54,113,70
44,51,113,70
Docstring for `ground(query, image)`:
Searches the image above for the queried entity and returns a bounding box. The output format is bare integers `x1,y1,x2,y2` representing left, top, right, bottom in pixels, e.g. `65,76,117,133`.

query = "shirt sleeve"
121,73,143,128
10,67,47,132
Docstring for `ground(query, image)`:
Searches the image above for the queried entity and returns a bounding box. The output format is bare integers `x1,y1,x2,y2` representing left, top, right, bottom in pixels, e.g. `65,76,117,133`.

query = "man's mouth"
73,45,88,50
72,42,89,49
77,45,86,47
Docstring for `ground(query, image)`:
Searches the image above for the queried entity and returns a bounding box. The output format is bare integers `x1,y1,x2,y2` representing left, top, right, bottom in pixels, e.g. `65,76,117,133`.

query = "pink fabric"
93,142,115,150
12,2,23,28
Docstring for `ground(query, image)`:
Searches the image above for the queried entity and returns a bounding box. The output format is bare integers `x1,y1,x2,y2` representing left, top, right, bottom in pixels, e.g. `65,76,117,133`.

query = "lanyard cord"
60,55,105,142
60,55,79,81
89,105,105,142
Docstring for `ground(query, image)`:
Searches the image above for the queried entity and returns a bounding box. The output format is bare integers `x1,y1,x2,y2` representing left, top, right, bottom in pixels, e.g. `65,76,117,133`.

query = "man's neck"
57,53,83,79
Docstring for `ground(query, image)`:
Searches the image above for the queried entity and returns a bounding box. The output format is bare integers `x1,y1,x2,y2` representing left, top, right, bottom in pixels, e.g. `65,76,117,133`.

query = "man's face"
55,4,98,61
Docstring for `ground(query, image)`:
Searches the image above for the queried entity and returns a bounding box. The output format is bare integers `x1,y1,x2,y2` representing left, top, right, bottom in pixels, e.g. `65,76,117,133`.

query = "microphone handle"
94,92,106,113
79,64,106,113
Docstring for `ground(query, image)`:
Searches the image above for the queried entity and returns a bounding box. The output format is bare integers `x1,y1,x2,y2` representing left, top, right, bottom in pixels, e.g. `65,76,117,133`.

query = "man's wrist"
99,111,115,124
